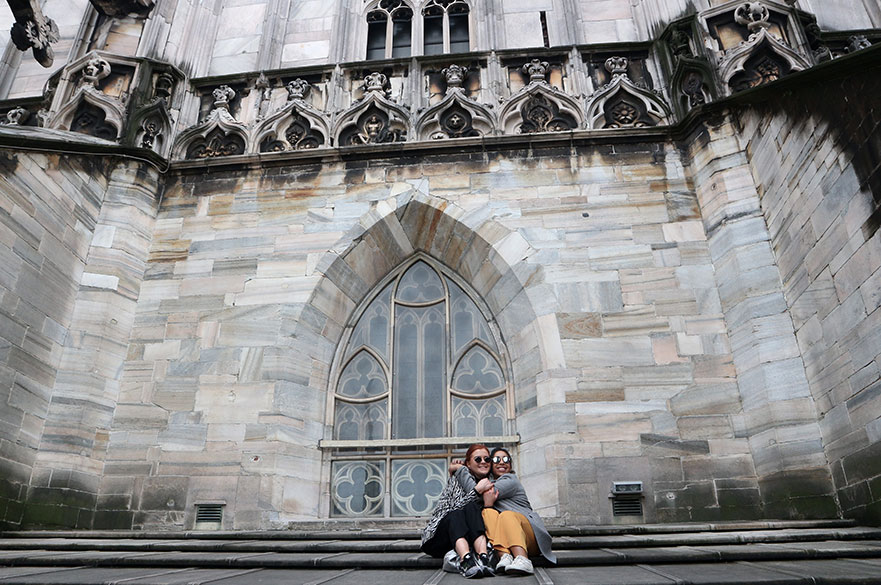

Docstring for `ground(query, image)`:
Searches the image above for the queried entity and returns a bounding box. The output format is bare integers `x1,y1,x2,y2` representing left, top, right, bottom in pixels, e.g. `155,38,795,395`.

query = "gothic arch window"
325,256,514,518
423,0,470,55
367,0,414,60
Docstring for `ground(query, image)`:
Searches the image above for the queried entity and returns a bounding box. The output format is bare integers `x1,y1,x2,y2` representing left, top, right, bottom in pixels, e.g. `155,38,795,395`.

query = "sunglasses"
472,456,491,463
492,455,511,464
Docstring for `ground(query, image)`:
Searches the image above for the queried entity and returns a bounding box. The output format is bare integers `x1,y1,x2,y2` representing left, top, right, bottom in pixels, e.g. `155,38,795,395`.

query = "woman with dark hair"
477,447,556,576
421,444,496,579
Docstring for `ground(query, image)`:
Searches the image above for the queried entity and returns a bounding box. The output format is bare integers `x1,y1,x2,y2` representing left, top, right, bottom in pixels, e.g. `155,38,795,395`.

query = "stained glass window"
329,257,510,517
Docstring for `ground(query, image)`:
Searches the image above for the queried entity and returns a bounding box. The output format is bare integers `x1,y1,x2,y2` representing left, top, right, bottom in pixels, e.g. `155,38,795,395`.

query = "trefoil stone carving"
586,56,669,129
254,79,329,152
718,2,810,94
174,85,248,159
500,59,582,134
416,65,495,140
334,76,409,145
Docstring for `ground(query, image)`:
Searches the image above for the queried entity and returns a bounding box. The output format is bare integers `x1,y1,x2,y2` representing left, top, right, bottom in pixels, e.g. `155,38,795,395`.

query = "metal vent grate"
194,504,223,530
612,497,643,516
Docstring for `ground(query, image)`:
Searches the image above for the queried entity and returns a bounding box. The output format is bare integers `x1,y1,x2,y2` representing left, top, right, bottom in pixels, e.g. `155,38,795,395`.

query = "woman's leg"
461,500,488,554
496,511,539,557
481,508,508,554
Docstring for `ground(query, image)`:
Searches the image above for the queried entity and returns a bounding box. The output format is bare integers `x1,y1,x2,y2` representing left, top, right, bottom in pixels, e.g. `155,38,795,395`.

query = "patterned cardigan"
421,467,479,545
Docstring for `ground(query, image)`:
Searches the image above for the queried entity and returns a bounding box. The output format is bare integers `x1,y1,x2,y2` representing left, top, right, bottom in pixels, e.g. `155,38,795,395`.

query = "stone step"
2,524,881,585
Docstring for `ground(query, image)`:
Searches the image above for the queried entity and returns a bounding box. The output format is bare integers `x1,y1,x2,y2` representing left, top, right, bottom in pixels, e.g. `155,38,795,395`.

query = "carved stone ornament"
82,55,111,88
521,59,550,84
364,72,389,95
9,0,60,68
803,19,831,62
334,89,409,146
260,111,325,151
586,59,670,129
734,2,771,34
416,88,495,140
520,93,577,133
173,85,248,159
605,56,629,77
286,78,310,101
88,0,155,18
70,102,117,140
499,82,583,134
340,107,405,145
2,106,30,125
719,29,810,93
154,72,174,100
212,85,236,109
681,70,707,108
670,27,693,60
847,35,872,53
442,64,468,91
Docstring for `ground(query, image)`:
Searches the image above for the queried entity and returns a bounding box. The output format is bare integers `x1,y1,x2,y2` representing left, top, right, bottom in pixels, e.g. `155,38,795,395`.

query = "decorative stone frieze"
254,80,329,151
335,79,408,144
586,56,670,129
48,53,126,140
717,2,811,94
416,67,494,140
499,75,582,134
174,85,248,159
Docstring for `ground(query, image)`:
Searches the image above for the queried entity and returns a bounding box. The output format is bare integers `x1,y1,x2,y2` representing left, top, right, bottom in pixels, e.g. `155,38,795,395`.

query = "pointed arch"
586,72,671,129
498,82,583,134
718,28,811,94
415,87,495,140
333,91,409,145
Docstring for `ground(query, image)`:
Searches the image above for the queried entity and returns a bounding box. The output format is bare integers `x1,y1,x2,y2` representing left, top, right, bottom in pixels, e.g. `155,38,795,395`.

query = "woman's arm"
491,473,521,500
453,465,477,492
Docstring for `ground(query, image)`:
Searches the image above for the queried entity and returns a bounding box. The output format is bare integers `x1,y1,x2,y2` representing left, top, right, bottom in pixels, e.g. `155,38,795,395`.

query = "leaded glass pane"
423,14,443,55
331,460,385,517
347,285,391,363
397,261,444,303
338,351,387,399
452,395,506,437
452,346,504,395
448,279,496,353
449,12,470,53
393,304,445,438
334,400,387,440
391,459,446,516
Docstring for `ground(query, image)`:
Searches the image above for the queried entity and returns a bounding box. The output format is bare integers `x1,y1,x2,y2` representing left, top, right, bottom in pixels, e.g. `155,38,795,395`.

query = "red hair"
465,443,489,461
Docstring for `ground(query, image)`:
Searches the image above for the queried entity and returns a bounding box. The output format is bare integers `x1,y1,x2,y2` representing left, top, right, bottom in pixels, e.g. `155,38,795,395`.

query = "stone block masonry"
738,63,881,524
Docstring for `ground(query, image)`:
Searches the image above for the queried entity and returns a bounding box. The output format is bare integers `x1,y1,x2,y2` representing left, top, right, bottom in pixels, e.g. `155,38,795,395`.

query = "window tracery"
327,257,512,518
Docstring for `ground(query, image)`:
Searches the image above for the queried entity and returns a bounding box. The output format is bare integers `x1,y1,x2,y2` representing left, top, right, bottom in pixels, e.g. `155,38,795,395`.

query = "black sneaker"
478,552,496,577
459,553,483,579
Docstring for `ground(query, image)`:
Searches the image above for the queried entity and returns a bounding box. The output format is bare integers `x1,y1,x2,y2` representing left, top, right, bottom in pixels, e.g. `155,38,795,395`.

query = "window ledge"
319,435,520,449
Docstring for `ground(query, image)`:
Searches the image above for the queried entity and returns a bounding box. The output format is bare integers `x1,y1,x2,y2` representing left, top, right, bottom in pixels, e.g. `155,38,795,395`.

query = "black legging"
421,501,486,558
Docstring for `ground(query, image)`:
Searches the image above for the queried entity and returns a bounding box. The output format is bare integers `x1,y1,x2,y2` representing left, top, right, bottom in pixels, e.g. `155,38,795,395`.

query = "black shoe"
459,553,483,579
478,552,496,577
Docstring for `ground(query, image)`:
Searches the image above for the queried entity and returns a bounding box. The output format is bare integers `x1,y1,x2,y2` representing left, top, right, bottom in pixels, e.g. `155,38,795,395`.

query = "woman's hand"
449,459,465,475
483,487,498,508
475,478,494,493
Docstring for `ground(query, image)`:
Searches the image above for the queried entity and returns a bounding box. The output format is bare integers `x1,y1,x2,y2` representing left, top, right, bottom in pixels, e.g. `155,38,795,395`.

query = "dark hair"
465,444,489,462
490,447,514,475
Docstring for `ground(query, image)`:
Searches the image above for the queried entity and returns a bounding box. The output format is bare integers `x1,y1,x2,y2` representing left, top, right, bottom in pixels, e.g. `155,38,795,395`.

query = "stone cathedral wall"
737,66,881,523
0,0,880,530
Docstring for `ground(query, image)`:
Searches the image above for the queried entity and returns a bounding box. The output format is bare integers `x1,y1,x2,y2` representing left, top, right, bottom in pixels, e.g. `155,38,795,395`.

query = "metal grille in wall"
323,257,516,517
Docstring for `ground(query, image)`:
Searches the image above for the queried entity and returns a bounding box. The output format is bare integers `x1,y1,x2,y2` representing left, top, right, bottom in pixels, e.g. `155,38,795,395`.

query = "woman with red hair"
421,444,496,579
